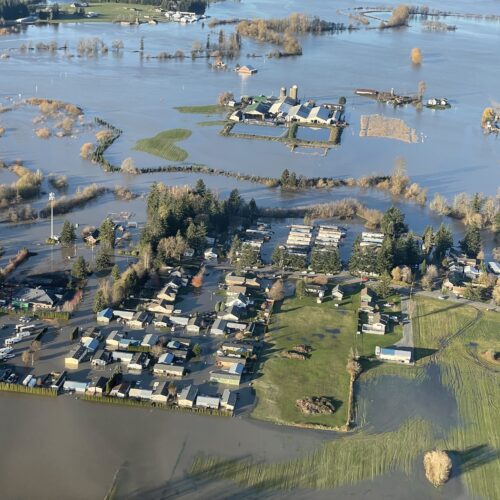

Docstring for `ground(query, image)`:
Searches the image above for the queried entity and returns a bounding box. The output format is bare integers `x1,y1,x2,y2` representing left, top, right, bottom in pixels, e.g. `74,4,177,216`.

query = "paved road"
395,296,413,349
415,290,498,312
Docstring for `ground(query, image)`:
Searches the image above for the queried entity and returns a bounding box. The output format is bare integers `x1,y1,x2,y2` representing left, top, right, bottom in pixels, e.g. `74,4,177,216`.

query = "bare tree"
268,279,285,301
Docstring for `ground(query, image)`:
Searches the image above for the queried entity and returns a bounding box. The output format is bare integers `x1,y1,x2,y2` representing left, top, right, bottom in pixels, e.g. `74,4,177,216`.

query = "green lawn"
134,128,191,162
175,105,227,115
252,293,400,428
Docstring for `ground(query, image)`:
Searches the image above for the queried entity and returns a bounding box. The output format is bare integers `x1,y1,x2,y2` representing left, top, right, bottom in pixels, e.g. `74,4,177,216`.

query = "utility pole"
49,192,55,239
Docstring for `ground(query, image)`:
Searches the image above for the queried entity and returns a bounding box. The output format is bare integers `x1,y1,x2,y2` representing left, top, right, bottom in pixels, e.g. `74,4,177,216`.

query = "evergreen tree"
93,289,108,313
226,189,242,215
272,246,285,269
248,198,257,224
60,220,76,246
460,224,481,258
374,274,392,299
111,264,121,281
381,206,408,239
99,218,116,249
228,235,241,263
376,236,395,275
311,249,341,274
186,222,207,254
71,256,88,280
434,224,453,262
422,226,434,255
95,250,111,272
404,232,422,266
238,245,260,269
195,179,206,196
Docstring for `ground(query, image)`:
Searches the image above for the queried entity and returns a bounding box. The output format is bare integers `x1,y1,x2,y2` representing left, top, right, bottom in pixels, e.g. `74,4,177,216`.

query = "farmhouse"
237,64,257,75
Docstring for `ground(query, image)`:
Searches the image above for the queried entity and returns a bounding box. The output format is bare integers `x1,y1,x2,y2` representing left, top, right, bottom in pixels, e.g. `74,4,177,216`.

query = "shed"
91,349,112,367
375,346,412,364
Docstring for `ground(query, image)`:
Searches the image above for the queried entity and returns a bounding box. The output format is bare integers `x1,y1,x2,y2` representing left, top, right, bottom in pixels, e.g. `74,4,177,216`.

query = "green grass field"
191,297,500,497
134,128,191,162
175,105,227,115
251,293,401,428
412,298,500,500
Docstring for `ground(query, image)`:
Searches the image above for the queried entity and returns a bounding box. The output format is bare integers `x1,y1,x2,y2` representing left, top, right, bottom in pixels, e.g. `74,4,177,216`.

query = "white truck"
4,336,22,346
22,374,33,386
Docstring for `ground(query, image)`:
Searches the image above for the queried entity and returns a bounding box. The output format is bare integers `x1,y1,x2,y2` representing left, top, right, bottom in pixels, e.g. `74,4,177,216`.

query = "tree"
195,179,207,196
272,246,285,269
295,279,305,299
60,220,76,246
422,264,438,291
463,283,485,302
71,256,88,280
374,274,392,299
346,348,362,379
93,289,108,313
459,224,481,258
238,244,260,269
95,249,111,272
492,285,500,305
21,349,31,367
186,222,206,254
99,218,116,249
391,267,402,282
422,226,434,255
381,207,408,239
434,224,453,262
377,236,395,275
481,107,496,126
411,47,422,65
268,279,285,301
192,267,205,288
248,198,257,224
111,264,120,281
311,248,341,274
228,235,241,264
168,381,177,397
192,344,202,357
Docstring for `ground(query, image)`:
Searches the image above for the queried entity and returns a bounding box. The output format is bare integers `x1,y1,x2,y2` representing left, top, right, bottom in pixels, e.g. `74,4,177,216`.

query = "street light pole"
49,192,55,239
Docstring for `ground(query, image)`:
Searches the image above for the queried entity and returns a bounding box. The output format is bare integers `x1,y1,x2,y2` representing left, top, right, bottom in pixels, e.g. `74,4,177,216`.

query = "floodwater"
356,364,458,436
0,1,497,497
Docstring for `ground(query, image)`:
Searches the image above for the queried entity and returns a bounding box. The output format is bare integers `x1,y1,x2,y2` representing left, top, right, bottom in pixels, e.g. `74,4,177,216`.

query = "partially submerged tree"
423,450,452,487
268,279,285,301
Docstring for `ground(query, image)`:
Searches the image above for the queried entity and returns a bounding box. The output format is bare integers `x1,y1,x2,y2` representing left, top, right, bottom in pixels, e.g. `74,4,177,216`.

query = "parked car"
7,373,18,384
1,369,12,381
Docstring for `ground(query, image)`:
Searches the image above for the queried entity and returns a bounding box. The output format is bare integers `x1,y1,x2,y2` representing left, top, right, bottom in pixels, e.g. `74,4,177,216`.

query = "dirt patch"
296,396,336,415
359,114,418,143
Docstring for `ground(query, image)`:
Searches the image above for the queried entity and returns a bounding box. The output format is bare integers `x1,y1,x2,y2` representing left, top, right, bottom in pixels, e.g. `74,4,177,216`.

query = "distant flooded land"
0,0,499,499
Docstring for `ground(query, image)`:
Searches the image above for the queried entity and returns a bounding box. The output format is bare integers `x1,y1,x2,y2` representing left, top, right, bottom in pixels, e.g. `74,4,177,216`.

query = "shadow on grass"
413,347,438,362
451,444,500,476
413,301,467,320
